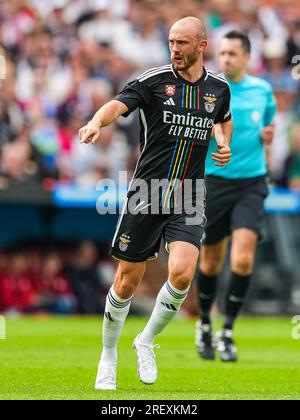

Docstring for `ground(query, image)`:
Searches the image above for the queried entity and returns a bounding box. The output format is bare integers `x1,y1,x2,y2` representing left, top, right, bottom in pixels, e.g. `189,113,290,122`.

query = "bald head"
169,17,208,72
170,17,207,41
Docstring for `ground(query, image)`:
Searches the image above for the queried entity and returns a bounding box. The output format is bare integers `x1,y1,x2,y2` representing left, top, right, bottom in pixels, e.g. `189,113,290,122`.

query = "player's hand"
79,123,101,144
212,144,231,167
261,124,275,145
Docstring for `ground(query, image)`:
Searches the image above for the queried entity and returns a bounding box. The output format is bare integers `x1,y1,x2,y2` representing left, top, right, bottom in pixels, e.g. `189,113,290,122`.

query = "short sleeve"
214,85,232,124
115,79,152,117
264,86,277,126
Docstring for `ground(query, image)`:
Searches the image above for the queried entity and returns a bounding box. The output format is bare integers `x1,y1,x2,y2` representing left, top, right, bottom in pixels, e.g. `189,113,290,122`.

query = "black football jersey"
116,64,231,209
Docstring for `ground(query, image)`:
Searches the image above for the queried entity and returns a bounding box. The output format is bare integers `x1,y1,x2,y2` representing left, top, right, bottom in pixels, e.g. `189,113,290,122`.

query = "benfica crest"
204,94,217,113
165,85,176,96
205,102,216,113
119,234,131,252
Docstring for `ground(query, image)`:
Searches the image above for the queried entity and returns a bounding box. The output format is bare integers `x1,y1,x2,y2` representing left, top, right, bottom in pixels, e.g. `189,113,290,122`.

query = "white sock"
100,287,132,364
139,280,190,345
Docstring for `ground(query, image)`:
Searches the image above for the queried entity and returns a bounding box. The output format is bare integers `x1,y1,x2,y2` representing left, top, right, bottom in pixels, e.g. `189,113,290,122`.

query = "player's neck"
178,61,204,84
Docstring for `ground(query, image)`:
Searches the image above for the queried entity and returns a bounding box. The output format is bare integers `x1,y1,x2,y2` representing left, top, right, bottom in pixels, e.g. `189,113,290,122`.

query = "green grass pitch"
0,316,299,400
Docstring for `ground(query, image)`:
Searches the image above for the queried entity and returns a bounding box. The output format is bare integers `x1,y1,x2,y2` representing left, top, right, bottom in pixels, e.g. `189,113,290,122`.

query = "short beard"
172,49,199,71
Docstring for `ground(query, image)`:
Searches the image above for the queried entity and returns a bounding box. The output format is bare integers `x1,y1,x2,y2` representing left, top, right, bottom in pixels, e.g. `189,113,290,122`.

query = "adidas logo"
104,312,114,322
161,302,177,311
163,97,176,106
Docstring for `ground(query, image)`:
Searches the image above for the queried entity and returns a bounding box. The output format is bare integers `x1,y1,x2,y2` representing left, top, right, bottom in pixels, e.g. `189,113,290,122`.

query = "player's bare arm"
79,100,129,144
212,119,233,166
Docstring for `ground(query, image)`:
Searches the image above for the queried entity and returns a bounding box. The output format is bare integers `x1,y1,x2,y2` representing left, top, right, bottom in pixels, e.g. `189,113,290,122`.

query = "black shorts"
203,175,269,246
110,196,206,263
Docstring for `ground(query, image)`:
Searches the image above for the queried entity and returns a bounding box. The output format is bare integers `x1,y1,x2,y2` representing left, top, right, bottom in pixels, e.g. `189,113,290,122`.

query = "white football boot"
95,360,117,390
133,334,160,385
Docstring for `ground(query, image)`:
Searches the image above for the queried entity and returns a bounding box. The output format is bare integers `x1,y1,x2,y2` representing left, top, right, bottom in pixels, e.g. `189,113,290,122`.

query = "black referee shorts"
203,175,269,246
110,195,206,263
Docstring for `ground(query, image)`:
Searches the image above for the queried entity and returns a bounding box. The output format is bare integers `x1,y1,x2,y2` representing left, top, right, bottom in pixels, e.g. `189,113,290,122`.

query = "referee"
195,31,276,362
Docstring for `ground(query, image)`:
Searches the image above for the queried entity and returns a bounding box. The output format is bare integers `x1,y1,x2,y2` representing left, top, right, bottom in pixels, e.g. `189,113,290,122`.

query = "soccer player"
79,17,233,390
195,31,276,362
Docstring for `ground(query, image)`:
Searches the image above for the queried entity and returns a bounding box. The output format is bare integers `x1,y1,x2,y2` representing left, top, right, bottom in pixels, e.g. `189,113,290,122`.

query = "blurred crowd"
0,239,197,316
0,0,299,192
0,241,116,314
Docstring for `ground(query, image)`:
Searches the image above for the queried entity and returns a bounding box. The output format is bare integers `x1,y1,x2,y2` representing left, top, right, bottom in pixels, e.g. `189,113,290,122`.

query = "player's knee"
169,265,194,290
114,277,138,299
114,267,141,299
232,253,254,275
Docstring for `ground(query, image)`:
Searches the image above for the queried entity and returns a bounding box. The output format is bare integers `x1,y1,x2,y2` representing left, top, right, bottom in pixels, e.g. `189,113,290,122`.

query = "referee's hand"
261,123,275,145
79,123,101,144
212,144,231,167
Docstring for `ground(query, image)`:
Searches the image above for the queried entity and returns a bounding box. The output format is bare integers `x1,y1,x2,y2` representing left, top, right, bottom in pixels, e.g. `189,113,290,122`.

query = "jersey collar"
172,65,207,85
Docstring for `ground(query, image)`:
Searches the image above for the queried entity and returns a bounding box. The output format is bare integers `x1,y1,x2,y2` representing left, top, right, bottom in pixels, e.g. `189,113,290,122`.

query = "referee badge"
165,85,176,96
119,235,131,252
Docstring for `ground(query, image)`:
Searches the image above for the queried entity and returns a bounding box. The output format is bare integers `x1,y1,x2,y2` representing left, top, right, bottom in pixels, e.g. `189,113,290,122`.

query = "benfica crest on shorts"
119,234,131,252
165,85,176,96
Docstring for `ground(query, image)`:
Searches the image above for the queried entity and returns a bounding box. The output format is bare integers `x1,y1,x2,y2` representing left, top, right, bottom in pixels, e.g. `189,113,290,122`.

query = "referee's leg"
194,240,227,360
212,228,258,363
231,228,257,276
223,228,257,331
196,240,228,325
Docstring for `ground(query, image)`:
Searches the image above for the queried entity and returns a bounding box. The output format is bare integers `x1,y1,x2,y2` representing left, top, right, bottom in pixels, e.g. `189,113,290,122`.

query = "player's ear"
199,40,208,52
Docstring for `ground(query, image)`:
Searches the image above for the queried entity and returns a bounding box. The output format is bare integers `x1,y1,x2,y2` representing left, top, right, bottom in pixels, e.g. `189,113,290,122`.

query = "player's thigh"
231,228,258,275
114,259,147,299
168,241,200,290
200,238,228,275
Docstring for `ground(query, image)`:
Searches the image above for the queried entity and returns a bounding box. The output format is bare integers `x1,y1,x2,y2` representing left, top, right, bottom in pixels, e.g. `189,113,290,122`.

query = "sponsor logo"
163,110,214,141
163,110,214,128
